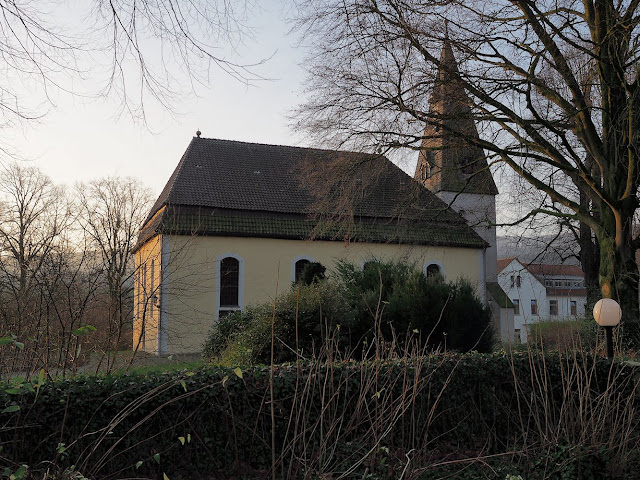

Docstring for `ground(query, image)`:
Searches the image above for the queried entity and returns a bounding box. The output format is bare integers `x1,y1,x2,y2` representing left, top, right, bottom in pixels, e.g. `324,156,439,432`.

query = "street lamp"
593,298,621,359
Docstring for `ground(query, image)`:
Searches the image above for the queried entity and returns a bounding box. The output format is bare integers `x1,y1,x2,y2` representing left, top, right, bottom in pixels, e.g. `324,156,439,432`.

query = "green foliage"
205,281,354,365
335,259,494,353
298,261,326,285
528,317,598,352
205,259,494,364
0,353,636,479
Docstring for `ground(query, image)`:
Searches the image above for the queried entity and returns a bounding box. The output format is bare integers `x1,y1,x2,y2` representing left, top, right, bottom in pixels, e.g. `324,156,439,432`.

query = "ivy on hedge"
0,353,637,478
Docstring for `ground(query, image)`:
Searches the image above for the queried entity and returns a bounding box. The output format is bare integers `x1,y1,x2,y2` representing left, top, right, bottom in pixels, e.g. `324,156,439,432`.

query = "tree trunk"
597,227,639,343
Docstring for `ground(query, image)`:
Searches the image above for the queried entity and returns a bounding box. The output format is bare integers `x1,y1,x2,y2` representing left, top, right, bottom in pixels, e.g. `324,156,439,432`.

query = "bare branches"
0,0,265,129
292,0,640,321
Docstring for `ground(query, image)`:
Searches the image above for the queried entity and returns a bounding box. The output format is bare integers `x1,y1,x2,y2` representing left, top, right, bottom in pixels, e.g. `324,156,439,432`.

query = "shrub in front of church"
297,261,327,285
205,260,493,364
335,259,494,353
204,280,355,364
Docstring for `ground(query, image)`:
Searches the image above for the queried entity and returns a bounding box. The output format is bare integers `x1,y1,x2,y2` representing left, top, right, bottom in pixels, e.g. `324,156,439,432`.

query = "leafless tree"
0,163,71,334
0,162,78,374
76,177,153,366
0,0,264,130
292,0,640,334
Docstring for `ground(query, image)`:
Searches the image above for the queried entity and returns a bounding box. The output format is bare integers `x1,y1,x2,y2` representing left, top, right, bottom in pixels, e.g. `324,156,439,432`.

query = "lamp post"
593,298,622,359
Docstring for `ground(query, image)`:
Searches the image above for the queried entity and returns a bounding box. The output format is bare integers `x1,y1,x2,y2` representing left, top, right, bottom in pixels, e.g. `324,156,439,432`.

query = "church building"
132,38,514,355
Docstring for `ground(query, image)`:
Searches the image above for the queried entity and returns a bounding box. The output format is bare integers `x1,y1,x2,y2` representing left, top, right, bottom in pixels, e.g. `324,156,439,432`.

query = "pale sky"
7,2,319,196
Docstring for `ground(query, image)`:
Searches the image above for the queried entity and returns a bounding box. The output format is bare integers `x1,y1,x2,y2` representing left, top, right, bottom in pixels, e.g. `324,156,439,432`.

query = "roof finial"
196,129,201,138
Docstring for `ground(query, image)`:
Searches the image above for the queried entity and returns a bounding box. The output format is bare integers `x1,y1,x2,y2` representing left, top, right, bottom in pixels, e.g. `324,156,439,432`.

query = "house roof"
526,264,584,278
137,137,487,249
497,257,584,279
486,282,515,308
497,257,517,273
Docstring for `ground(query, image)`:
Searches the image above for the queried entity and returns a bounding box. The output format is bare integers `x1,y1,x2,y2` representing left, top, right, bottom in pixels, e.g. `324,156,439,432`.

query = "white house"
497,258,587,342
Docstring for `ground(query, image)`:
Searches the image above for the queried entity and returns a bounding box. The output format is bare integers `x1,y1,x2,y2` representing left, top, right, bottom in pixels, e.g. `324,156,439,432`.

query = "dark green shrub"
206,259,493,364
0,353,637,479
298,261,326,285
202,307,267,358
206,280,355,364
336,259,494,353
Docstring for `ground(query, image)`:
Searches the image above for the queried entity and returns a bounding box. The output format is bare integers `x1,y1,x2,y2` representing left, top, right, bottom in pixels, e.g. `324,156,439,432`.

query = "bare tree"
0,0,263,129
0,163,70,334
76,177,153,365
292,1,640,335
0,162,78,375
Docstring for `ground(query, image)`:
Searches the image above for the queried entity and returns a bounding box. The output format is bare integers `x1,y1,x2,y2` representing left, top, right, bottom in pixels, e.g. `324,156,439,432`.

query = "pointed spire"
414,27,498,196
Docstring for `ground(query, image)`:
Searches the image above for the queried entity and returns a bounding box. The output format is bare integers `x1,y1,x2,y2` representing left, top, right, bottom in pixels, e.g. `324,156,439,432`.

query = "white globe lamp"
593,298,621,359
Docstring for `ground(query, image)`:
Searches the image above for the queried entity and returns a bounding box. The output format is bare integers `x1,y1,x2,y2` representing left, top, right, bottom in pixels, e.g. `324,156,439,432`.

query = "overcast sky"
7,2,324,196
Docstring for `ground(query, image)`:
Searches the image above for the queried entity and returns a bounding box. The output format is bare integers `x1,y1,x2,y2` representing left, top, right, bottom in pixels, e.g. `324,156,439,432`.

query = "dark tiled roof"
138,137,486,249
136,206,486,249
414,38,499,196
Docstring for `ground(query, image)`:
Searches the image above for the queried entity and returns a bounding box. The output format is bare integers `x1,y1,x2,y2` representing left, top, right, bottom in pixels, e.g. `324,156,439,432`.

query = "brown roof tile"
497,257,517,273
526,264,584,277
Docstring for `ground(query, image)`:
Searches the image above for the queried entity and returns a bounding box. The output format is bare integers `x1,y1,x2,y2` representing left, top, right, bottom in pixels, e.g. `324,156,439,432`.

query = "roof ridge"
193,136,380,158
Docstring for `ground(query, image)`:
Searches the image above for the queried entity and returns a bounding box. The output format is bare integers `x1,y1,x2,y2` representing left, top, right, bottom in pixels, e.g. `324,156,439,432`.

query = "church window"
294,259,311,283
218,254,244,320
220,257,240,307
424,261,445,280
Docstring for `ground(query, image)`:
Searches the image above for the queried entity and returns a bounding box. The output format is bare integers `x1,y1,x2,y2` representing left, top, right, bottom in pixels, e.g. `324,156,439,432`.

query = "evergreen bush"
204,259,494,364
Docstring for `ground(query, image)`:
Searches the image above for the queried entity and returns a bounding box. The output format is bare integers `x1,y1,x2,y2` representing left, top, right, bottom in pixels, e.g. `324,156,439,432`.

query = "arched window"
220,257,240,308
426,263,441,277
424,261,445,280
292,256,314,283
294,259,311,283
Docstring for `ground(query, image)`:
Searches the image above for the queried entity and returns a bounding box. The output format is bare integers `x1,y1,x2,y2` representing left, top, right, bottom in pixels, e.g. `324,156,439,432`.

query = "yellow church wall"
158,234,483,355
133,235,163,355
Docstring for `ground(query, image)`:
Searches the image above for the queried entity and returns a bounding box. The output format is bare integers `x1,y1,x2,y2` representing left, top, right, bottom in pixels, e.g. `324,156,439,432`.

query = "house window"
512,299,520,315
510,275,515,288
220,257,240,307
294,258,311,283
531,299,538,315
570,300,577,316
549,299,558,316
516,275,521,288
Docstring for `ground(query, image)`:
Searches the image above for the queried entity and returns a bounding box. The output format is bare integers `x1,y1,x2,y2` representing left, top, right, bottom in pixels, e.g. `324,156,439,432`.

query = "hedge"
0,352,638,479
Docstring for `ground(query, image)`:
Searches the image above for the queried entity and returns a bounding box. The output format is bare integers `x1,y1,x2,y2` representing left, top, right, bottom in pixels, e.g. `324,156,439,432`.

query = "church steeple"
415,33,498,196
